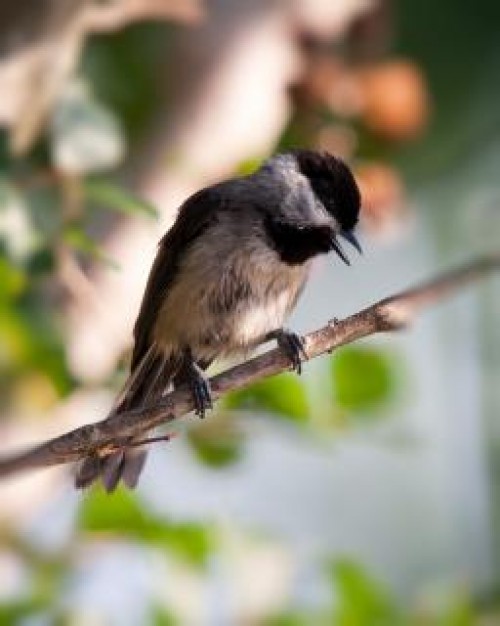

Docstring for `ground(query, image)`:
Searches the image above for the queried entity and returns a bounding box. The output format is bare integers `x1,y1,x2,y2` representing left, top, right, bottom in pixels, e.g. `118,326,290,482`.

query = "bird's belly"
228,290,295,349
153,236,310,361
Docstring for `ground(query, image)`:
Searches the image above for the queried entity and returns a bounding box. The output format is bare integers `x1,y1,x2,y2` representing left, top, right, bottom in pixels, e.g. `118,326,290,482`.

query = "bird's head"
292,149,362,264
262,150,362,265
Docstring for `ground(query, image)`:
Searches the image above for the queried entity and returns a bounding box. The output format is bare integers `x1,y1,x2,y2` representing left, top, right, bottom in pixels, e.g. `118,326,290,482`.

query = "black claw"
175,350,213,419
276,329,307,375
188,363,212,418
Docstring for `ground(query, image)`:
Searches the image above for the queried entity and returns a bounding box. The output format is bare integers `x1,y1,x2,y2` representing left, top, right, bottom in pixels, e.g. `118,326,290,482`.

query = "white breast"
231,282,302,347
154,216,311,360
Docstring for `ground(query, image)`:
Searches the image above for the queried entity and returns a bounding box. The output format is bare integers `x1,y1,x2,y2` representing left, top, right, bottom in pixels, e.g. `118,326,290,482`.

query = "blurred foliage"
63,226,119,269
225,373,310,424
267,559,494,626
51,79,126,174
1,527,496,626
84,178,157,218
185,342,402,472
151,606,177,626
1,1,500,624
0,488,215,624
394,0,500,180
80,23,170,141
331,560,401,625
331,346,399,415
188,411,245,468
0,23,164,416
78,486,214,567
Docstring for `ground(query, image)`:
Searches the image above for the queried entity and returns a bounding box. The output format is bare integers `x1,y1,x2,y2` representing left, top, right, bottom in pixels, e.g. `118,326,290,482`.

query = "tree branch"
1,254,498,479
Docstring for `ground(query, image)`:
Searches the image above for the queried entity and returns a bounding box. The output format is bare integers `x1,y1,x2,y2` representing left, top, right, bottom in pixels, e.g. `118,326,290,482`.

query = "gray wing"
131,184,229,371
76,185,234,491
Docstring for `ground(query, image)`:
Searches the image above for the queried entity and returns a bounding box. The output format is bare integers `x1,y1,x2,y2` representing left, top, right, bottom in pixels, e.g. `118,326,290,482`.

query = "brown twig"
0,255,498,479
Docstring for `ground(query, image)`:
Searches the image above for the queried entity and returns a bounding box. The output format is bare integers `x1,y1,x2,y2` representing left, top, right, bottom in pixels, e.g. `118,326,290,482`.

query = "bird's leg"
175,349,213,418
265,328,307,375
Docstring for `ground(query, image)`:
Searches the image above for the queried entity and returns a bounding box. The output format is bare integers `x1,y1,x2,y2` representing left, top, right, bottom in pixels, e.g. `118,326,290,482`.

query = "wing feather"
131,185,226,370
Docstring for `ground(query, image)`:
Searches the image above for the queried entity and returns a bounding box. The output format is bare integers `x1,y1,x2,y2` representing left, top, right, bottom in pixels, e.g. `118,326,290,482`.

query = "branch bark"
0,254,498,479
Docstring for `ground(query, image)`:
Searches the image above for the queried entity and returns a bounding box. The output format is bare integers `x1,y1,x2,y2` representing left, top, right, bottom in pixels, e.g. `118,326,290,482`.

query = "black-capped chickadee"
76,150,361,491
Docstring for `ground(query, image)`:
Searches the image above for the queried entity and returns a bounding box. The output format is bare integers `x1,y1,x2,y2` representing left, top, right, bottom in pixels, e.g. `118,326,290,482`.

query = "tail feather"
75,454,102,490
121,448,148,489
99,448,147,492
101,450,126,493
112,344,161,414
75,346,179,491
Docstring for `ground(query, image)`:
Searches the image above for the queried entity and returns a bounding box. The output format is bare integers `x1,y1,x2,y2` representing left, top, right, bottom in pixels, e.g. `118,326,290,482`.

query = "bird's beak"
340,230,362,254
330,236,351,266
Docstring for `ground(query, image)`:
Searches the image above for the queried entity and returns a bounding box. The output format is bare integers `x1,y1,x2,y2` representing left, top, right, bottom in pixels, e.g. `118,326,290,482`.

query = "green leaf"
330,560,400,626
0,599,45,623
160,523,213,567
331,347,397,413
0,308,31,367
264,614,311,626
78,484,146,533
85,179,157,218
264,612,310,626
78,487,213,566
0,178,37,260
51,79,125,174
25,247,56,277
439,596,474,626
188,413,243,468
63,227,119,268
235,156,265,176
80,22,166,140
151,606,178,626
0,257,27,301
0,303,73,396
224,374,309,423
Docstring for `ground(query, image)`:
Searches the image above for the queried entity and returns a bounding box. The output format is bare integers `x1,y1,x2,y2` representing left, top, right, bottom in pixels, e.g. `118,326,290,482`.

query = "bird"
75,149,361,491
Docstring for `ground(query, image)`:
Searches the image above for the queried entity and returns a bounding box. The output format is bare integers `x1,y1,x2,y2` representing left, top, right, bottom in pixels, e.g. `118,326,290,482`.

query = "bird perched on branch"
76,150,361,491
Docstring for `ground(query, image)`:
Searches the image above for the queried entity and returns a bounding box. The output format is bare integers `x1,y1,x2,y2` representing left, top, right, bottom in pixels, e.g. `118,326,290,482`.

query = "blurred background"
0,0,499,624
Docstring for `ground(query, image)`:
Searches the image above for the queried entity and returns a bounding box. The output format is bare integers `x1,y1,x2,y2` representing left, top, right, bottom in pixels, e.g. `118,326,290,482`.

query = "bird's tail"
75,345,178,492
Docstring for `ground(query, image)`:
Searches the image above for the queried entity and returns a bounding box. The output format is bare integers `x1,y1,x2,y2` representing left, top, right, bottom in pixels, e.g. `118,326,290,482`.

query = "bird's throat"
265,219,334,265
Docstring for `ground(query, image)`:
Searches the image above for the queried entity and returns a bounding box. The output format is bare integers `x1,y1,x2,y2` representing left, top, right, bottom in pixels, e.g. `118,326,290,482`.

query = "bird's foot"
270,328,307,375
185,361,213,418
